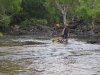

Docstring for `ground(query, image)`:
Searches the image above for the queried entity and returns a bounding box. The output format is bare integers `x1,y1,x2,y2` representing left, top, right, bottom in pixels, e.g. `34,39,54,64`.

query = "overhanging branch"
0,13,14,22
55,0,68,15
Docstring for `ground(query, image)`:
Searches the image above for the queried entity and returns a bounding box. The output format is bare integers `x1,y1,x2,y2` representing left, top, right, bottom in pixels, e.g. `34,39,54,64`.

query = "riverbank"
1,24,57,36
1,24,100,37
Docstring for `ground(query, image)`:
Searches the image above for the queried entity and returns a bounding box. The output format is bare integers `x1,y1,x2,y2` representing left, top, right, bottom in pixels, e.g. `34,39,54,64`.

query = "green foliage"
29,18,47,25
0,0,100,28
76,0,100,25
91,4,100,19
20,18,48,28
0,15,10,26
36,19,47,25
66,20,70,24
0,0,22,14
76,6,91,23
88,25,93,29
0,32,3,37
20,19,29,28
44,0,80,25
0,0,22,26
22,0,47,19
44,0,61,25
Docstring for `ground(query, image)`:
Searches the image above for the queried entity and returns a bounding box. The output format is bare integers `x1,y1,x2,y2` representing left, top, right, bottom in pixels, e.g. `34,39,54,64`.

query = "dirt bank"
1,23,100,36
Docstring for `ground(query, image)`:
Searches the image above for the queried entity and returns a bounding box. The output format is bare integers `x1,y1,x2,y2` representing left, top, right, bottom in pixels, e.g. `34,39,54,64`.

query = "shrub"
20,19,30,28
20,18,48,28
88,25,93,29
0,15,10,27
0,32,3,37
36,19,47,25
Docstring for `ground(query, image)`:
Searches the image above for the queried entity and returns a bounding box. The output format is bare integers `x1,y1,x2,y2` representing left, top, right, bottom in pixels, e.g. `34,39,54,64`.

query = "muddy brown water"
0,35,100,75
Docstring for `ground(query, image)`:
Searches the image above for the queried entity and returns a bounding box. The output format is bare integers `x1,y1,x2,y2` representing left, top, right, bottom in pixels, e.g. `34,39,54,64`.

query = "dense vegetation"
0,0,100,29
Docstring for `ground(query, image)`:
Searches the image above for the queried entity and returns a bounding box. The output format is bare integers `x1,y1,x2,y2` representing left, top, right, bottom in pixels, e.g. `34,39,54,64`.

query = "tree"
0,0,22,26
44,0,61,25
45,0,79,26
76,0,100,35
22,0,47,19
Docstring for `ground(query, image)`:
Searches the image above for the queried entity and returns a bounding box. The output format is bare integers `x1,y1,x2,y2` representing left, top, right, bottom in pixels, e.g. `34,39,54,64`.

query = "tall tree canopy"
0,0,22,26
22,0,47,19
44,0,61,25
0,0,100,28
76,0,100,34
45,0,79,26
76,0,100,24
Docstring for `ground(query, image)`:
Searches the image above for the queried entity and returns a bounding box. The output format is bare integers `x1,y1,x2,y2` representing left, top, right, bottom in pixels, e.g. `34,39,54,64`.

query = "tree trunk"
55,1,67,26
63,12,67,26
92,20,95,36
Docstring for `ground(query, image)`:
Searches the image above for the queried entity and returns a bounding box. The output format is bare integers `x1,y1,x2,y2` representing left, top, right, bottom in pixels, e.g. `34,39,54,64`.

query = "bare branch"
0,13,14,22
55,0,64,14
0,4,6,15
55,0,68,15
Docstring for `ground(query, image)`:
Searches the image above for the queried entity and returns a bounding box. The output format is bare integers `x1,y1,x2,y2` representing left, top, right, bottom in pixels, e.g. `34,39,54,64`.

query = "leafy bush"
20,19,30,28
0,15,10,27
29,18,48,25
88,25,93,29
20,18,48,28
36,19,47,25
29,18,37,24
66,20,70,24
0,32,3,37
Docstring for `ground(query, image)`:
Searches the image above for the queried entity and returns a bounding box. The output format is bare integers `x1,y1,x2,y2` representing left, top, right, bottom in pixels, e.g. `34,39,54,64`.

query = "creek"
0,35,100,75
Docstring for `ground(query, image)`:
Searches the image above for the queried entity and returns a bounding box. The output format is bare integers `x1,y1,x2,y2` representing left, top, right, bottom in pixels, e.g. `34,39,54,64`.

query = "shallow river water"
0,35,100,75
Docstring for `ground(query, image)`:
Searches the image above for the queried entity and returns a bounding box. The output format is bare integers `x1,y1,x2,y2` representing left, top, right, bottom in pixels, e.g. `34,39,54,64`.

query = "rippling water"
0,35,100,75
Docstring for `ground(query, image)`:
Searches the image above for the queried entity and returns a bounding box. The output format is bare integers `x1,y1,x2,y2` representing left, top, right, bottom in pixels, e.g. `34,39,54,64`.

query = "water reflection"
0,35,100,75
